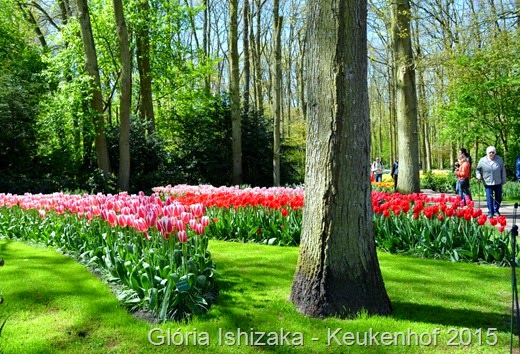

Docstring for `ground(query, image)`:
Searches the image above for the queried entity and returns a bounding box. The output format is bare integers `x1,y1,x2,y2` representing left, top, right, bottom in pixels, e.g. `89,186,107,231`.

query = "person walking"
455,147,472,196
475,146,507,217
391,159,399,191
455,154,472,205
371,157,384,182
459,147,472,167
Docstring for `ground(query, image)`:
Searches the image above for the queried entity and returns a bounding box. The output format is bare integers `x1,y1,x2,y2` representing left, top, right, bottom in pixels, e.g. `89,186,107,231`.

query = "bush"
421,171,457,193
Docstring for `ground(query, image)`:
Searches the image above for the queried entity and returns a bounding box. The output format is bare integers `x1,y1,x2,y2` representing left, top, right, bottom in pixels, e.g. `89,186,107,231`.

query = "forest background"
0,0,519,194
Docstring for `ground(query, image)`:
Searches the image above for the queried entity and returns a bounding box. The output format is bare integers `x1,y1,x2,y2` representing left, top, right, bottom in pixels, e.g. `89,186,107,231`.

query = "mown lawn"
0,239,516,353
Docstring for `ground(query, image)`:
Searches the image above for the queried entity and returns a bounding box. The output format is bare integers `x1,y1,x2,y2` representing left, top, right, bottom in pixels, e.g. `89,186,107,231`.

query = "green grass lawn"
0,239,517,353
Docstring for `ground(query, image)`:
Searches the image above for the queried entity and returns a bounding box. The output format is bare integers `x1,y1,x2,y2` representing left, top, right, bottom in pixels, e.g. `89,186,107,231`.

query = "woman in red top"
456,155,472,205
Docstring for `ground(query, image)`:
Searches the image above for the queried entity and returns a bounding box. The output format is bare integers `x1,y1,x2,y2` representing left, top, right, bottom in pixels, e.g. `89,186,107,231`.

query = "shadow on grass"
0,239,130,352
392,301,511,331
209,241,513,334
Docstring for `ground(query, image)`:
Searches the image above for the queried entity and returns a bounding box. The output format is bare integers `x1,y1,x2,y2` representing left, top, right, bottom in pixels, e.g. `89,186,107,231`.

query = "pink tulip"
117,214,128,227
176,219,186,231
157,216,174,238
145,211,157,228
134,218,149,233
194,223,205,235
180,211,192,223
189,218,197,230
106,210,117,227
177,230,188,243
190,203,205,217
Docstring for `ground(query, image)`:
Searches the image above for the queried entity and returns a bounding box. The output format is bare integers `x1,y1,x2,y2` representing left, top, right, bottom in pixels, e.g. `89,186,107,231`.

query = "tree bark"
272,0,282,186
76,0,111,176
229,0,242,185
290,0,392,318
243,0,251,115
136,0,155,136
113,0,131,191
253,0,264,115
392,0,420,193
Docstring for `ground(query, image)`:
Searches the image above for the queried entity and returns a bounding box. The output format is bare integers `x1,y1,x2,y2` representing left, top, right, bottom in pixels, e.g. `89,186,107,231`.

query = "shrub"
421,171,457,193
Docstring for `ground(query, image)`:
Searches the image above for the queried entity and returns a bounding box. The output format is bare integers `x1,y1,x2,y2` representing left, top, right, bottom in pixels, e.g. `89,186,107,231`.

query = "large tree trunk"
229,0,242,185
136,0,155,136
290,0,392,318
272,0,282,186
392,0,420,193
113,0,131,191
76,0,111,176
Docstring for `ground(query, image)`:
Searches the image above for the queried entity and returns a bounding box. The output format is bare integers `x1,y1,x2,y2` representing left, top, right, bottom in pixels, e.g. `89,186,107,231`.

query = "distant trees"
0,0,518,193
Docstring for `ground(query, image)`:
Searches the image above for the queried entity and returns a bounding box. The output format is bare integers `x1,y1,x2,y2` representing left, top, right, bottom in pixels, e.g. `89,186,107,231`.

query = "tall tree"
243,0,251,114
290,0,392,318
15,0,48,49
392,0,420,193
76,0,111,176
272,0,282,186
135,0,155,136
252,0,265,115
229,0,242,184
113,0,131,191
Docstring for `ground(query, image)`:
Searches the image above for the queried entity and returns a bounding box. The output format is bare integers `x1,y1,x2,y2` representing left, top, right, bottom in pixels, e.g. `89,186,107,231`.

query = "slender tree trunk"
76,0,111,176
203,0,211,92
387,52,397,164
392,0,420,193
136,0,155,136
273,0,282,186
286,10,294,138
517,0,520,30
113,0,131,191
254,0,264,115
413,18,428,171
290,0,392,319
16,1,48,49
243,0,251,115
229,0,242,185
298,28,307,120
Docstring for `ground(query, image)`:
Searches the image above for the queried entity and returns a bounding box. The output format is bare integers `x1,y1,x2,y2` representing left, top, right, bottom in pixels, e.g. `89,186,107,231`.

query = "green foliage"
168,96,233,186
105,120,179,194
0,17,46,194
420,171,457,193
169,95,302,187
503,181,520,201
438,31,520,149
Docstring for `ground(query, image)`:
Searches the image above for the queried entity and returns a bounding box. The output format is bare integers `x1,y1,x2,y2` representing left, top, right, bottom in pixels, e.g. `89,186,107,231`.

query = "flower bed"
155,185,513,265
0,185,515,324
0,192,217,322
